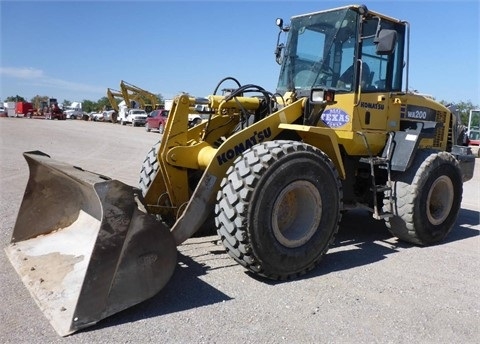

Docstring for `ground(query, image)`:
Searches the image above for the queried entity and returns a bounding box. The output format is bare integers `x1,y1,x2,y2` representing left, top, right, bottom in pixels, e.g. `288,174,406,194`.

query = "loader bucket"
5,151,177,336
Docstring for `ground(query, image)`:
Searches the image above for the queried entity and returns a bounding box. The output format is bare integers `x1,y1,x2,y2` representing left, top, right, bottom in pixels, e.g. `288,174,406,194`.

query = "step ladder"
357,131,395,220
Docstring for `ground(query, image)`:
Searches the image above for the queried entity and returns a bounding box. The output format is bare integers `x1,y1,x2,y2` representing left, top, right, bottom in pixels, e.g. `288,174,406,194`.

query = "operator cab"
275,5,407,98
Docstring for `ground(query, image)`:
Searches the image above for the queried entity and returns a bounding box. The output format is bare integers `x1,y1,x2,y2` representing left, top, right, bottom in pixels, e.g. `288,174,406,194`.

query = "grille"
434,111,447,148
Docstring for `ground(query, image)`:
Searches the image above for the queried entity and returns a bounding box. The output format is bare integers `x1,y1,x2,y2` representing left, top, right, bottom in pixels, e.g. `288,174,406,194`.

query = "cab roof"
291,4,404,24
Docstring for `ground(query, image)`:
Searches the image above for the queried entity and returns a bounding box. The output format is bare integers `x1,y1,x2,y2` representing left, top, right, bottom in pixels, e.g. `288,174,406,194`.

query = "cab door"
354,16,405,132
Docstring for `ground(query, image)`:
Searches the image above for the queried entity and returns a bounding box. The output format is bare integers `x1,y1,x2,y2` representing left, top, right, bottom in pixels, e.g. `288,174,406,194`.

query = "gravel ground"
0,118,479,343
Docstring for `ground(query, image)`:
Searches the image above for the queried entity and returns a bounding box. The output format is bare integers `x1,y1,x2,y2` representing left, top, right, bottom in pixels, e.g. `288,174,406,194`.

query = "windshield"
277,7,406,95
277,8,358,94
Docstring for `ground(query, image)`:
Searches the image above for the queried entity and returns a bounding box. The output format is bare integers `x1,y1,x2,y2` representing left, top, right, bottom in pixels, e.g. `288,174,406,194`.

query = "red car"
145,109,169,133
468,130,480,146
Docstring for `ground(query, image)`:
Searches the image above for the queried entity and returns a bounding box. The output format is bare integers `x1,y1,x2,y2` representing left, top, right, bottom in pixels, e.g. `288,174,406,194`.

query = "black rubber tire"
215,140,342,280
139,141,161,198
383,150,463,245
145,123,151,132
139,141,215,234
138,141,175,227
159,124,165,134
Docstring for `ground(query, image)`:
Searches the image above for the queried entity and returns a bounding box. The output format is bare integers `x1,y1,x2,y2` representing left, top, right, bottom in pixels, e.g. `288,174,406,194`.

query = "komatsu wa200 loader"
6,4,475,336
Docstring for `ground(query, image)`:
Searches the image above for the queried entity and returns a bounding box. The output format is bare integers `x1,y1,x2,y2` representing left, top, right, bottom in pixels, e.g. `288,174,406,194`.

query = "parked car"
91,112,104,121
0,106,6,117
91,110,118,123
103,110,118,123
468,129,480,146
64,110,83,120
146,109,169,133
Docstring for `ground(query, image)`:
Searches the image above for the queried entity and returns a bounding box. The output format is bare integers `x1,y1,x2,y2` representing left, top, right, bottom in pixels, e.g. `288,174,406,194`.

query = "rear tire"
383,150,462,245
139,141,215,233
139,141,161,198
215,140,342,279
138,141,175,226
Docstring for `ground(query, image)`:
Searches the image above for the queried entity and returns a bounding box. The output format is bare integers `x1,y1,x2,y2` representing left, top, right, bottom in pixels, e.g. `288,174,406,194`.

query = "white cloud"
0,67,44,79
30,78,105,94
0,66,106,98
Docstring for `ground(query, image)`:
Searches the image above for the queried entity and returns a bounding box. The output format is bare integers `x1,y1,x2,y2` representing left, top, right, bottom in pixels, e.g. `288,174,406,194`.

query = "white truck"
118,101,147,126
63,102,83,119
164,98,203,127
3,102,16,117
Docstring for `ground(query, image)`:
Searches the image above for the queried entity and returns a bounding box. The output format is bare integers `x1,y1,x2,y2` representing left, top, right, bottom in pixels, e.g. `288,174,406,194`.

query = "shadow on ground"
246,208,479,284
85,207,479,333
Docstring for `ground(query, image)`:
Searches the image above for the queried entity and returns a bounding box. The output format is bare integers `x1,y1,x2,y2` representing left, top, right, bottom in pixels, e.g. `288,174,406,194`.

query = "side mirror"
374,29,397,55
275,43,285,65
274,18,289,65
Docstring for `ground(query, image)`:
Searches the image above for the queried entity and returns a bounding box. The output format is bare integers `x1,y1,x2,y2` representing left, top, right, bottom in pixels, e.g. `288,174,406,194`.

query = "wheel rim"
272,180,322,248
426,175,454,225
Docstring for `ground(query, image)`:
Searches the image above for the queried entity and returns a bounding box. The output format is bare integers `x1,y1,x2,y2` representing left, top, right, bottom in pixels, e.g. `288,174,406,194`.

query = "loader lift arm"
142,91,331,244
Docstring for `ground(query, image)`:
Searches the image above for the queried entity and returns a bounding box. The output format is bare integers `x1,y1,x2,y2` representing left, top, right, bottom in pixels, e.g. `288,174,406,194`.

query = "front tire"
215,140,342,279
159,123,165,134
383,150,463,245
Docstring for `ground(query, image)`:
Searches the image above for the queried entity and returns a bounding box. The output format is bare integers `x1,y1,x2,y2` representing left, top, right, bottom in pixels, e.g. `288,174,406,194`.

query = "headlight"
310,88,335,104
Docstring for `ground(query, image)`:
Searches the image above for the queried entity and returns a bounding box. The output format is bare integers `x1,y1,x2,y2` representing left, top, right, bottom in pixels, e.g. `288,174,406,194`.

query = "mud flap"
5,151,177,336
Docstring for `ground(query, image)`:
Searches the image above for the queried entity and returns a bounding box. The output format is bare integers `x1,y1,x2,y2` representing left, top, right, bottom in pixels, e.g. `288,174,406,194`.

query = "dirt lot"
0,118,479,343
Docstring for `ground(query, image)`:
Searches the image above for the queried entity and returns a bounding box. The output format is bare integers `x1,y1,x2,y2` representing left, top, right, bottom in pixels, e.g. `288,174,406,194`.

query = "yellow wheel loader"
5,4,475,336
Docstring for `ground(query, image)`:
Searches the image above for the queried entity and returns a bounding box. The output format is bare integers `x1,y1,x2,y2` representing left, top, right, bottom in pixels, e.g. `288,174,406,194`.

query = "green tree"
156,93,164,106
5,95,26,102
96,96,111,111
440,100,479,126
30,95,49,108
81,99,97,113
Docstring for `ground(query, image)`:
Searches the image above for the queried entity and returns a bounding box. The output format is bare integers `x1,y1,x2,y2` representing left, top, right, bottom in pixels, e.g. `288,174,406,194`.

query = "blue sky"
1,0,479,105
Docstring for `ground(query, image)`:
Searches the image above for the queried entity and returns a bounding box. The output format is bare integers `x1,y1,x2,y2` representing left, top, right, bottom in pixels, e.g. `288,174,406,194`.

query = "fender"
278,123,346,179
169,98,305,244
